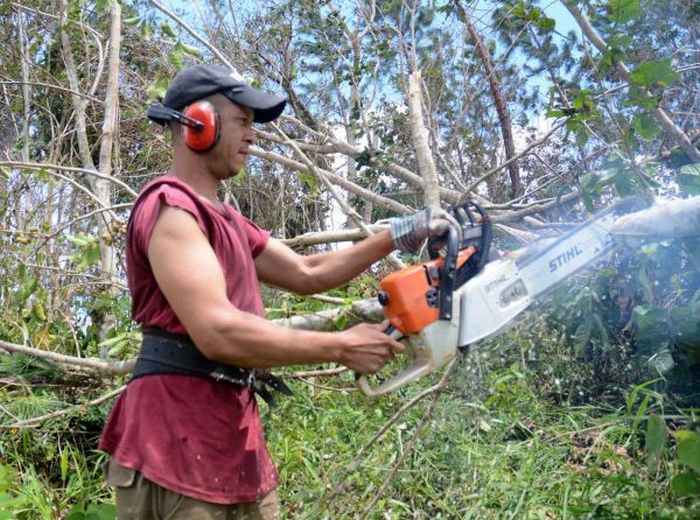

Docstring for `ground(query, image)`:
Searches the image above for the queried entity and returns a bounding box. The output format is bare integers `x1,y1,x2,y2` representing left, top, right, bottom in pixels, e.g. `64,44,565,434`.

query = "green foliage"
632,111,661,139
259,327,700,518
0,464,26,517
65,233,101,271
630,59,679,90
677,164,700,196
65,503,116,520
607,0,641,23
672,430,700,498
146,77,169,103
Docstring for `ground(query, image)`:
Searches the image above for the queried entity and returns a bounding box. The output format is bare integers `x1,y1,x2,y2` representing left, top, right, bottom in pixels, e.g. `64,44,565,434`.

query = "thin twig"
358,358,459,519
0,160,138,197
1,385,126,429
0,81,102,104
150,0,235,70
463,121,566,197
283,367,348,379
325,357,459,506
296,379,356,392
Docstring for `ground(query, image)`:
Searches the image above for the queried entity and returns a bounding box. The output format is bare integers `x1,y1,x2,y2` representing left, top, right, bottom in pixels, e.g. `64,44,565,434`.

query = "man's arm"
148,206,403,373
254,233,395,295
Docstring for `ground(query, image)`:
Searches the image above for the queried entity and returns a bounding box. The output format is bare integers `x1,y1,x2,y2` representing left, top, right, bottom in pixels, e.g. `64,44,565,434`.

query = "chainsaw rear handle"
356,325,432,397
356,320,460,397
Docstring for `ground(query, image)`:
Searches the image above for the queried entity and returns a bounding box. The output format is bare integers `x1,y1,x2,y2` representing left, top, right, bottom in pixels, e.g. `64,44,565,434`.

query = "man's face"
208,97,256,179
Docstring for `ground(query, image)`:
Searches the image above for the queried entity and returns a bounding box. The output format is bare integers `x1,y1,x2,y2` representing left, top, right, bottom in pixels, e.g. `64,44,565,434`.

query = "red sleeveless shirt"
99,176,279,504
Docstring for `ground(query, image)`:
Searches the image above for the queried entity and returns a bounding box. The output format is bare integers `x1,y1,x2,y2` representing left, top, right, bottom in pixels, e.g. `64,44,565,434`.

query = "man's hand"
336,322,405,375
389,207,451,253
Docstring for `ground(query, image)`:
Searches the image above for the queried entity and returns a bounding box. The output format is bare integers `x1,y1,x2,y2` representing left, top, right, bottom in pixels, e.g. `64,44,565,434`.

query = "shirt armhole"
134,188,209,256
240,216,270,258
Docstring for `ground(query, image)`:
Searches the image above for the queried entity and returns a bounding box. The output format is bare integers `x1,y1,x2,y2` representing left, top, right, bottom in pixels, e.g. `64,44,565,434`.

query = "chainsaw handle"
356,322,458,398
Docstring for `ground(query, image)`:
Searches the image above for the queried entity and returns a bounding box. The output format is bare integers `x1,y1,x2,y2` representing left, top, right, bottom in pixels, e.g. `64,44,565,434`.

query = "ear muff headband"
182,101,220,152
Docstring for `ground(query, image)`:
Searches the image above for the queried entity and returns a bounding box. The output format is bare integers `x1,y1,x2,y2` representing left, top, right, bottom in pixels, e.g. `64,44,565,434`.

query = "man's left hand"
389,207,451,253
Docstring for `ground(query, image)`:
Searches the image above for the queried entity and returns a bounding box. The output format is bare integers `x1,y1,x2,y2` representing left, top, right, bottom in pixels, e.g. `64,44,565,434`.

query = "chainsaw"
357,197,652,397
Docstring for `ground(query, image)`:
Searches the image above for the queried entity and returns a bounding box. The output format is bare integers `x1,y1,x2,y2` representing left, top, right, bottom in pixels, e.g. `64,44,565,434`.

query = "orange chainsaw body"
379,246,477,334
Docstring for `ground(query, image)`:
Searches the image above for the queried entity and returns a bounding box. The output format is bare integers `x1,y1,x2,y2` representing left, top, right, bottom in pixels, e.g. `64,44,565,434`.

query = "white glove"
389,207,451,252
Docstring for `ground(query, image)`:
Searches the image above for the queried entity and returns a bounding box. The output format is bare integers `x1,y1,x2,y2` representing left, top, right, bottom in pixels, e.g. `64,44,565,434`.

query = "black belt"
132,327,292,405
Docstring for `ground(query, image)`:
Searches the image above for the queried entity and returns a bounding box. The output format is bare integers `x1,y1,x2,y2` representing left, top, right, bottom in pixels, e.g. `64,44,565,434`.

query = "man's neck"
169,149,220,202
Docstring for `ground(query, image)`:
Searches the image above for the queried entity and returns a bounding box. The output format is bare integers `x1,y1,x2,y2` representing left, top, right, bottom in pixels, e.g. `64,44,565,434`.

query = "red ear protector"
181,101,220,152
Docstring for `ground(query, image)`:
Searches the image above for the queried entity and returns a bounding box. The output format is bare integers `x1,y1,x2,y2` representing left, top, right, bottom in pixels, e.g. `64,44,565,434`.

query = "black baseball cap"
148,64,287,124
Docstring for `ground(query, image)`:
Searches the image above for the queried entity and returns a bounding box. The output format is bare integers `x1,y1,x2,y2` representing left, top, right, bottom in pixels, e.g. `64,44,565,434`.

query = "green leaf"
147,77,170,103
671,472,700,497
644,415,666,470
169,43,186,71
573,318,592,357
60,448,69,482
31,302,46,322
632,112,661,139
632,305,670,355
66,233,100,270
94,0,111,14
545,108,565,118
86,503,116,520
670,306,700,356
299,171,318,193
0,165,9,179
630,59,679,89
535,15,555,31
675,430,700,473
160,22,176,38
180,43,202,58
677,164,700,196
612,167,638,197
607,0,641,23
140,21,152,39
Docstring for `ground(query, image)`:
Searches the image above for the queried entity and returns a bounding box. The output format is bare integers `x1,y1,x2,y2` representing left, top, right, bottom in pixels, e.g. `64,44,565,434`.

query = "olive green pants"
104,459,281,520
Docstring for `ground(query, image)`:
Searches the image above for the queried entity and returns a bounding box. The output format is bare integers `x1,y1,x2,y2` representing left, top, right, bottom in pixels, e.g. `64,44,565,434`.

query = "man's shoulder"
136,175,197,202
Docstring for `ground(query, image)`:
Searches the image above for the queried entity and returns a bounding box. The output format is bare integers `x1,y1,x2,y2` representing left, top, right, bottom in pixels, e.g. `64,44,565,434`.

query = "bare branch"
407,70,441,208
150,0,235,70
458,2,522,198
0,161,138,197
2,385,126,429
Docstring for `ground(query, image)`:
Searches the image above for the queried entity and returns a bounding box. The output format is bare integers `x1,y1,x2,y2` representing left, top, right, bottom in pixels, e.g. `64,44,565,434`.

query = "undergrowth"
2,320,698,519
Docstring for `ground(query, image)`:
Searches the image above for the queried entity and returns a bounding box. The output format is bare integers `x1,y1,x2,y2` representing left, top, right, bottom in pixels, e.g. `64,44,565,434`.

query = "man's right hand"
336,322,405,375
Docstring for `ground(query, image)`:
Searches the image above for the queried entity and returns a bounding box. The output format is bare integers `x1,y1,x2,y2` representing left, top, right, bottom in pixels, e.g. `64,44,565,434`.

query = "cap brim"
223,86,287,123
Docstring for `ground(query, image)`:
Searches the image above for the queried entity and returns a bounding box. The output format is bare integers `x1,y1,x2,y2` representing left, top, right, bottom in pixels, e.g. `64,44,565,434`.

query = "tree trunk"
458,2,522,199
407,71,441,209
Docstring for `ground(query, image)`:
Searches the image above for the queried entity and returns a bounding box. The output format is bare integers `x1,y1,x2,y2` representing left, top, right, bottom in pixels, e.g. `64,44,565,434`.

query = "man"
100,64,447,519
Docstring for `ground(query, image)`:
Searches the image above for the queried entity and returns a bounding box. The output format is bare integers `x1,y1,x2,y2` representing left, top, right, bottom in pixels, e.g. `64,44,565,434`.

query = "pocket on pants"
103,459,137,488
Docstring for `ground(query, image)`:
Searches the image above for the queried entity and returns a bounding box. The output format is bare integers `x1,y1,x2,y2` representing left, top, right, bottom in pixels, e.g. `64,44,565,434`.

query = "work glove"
389,207,451,253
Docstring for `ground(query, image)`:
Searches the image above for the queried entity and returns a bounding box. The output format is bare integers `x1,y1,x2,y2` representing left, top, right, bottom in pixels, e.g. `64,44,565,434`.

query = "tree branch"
150,0,235,71
458,2,522,198
407,70,441,208
564,2,700,162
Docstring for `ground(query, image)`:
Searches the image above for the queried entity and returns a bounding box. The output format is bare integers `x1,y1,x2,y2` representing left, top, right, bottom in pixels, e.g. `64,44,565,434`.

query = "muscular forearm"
188,304,401,374
298,230,394,293
194,306,340,368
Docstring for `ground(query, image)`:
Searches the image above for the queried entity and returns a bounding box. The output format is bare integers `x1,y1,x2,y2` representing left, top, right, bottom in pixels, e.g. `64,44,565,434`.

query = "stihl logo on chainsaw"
548,245,584,273
484,274,508,294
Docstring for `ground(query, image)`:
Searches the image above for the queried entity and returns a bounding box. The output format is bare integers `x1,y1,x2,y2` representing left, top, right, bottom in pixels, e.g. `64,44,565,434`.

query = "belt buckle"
246,370,257,390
